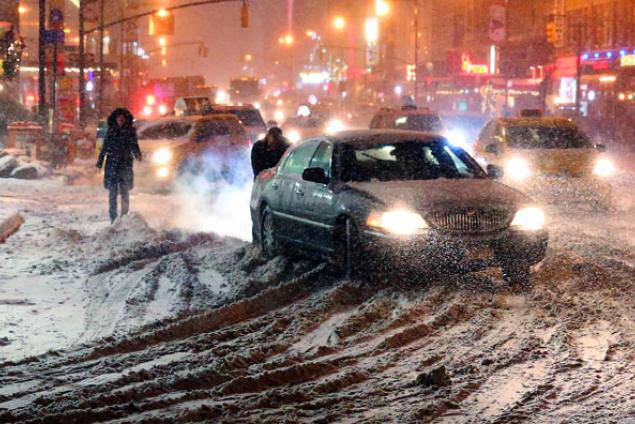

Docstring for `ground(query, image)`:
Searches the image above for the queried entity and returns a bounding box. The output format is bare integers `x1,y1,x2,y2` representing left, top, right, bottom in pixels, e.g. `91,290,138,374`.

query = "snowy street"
0,164,633,422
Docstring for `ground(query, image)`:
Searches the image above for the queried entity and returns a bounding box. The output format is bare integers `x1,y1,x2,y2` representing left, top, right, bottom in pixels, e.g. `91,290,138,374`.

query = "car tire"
260,207,280,259
501,262,531,289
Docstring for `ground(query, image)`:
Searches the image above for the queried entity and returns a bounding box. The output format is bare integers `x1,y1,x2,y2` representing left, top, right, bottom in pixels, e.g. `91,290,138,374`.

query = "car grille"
426,209,512,233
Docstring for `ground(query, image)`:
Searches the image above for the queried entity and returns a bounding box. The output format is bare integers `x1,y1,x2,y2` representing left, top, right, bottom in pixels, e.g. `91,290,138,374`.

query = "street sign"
43,30,65,45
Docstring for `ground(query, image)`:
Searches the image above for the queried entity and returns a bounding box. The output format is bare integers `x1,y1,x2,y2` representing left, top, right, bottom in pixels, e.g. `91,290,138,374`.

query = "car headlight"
325,118,345,135
593,158,615,177
152,148,172,165
288,129,301,144
274,110,285,122
511,207,545,231
366,208,429,235
505,157,531,181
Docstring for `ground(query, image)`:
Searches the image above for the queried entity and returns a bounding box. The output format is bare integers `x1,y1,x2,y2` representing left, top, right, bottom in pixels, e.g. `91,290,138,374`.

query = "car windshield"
341,140,485,182
192,118,244,141
138,121,192,140
229,110,265,127
505,124,593,149
394,114,443,132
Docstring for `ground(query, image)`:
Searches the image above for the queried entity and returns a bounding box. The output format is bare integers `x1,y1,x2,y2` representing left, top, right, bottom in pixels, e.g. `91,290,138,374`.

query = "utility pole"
98,0,105,118
38,0,46,121
413,0,419,103
79,0,86,126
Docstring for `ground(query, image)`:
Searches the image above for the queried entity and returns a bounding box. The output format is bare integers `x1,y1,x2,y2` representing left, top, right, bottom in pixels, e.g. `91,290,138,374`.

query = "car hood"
346,178,530,212
138,138,190,153
505,148,597,176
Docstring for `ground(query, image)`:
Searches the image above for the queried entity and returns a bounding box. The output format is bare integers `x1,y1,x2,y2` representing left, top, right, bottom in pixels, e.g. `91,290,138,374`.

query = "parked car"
250,130,548,286
473,117,615,206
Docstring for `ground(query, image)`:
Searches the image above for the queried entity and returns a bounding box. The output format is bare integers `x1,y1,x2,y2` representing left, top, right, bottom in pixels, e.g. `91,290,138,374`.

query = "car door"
274,141,319,243
292,140,334,250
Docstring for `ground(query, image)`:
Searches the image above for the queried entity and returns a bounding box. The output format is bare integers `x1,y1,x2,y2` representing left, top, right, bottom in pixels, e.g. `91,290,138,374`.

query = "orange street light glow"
375,0,390,17
333,16,346,31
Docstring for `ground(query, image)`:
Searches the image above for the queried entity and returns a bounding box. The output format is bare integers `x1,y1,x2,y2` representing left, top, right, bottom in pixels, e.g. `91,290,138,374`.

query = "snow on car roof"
499,117,577,127
331,129,446,146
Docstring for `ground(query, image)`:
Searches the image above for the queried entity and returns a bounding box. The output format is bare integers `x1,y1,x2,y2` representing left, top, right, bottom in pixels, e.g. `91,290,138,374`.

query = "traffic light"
546,22,557,44
240,0,248,28
149,10,174,36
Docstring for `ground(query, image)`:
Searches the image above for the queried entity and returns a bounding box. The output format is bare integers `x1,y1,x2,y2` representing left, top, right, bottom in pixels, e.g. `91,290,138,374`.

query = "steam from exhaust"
171,148,253,241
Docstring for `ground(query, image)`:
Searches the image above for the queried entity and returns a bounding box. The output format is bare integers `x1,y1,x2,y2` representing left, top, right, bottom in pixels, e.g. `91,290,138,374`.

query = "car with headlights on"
473,117,615,207
250,130,548,286
144,114,251,185
204,104,267,143
282,115,347,144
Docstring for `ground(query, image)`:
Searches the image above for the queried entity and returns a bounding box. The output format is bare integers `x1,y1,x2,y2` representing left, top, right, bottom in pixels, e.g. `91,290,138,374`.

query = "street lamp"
333,16,346,31
365,17,379,44
375,0,390,17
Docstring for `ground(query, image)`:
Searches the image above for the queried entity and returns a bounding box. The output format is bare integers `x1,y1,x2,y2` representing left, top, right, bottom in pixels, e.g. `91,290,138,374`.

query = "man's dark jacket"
251,139,290,178
97,108,142,190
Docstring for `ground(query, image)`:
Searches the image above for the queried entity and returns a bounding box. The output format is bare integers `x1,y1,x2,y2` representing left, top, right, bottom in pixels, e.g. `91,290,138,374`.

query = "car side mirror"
487,164,504,179
485,143,501,155
595,143,607,152
302,167,329,184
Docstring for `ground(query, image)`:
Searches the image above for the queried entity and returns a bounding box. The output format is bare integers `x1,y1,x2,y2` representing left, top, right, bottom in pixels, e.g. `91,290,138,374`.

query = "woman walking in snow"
96,108,142,224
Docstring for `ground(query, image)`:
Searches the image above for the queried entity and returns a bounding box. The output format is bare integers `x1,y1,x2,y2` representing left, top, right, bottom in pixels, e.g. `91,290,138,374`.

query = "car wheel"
260,207,280,259
501,262,531,289
333,218,360,278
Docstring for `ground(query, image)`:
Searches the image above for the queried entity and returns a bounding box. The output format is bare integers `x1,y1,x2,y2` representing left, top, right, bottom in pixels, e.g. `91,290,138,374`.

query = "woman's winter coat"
96,108,142,190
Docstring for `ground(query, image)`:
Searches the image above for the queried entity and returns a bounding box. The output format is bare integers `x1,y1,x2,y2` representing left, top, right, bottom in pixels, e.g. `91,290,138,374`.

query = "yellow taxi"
473,117,616,206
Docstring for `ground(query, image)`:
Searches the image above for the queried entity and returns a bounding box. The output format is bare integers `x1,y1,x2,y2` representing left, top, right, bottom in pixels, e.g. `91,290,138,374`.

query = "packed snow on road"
0,158,633,423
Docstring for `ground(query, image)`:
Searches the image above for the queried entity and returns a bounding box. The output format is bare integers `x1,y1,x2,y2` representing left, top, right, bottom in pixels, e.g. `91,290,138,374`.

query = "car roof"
329,130,446,146
207,105,258,112
374,107,438,116
497,117,577,127
196,113,241,122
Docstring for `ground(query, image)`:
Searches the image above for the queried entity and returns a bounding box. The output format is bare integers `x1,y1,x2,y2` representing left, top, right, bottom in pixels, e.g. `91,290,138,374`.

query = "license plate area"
465,245,494,261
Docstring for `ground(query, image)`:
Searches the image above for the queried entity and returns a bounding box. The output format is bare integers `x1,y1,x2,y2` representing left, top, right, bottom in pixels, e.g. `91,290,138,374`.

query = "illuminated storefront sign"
461,54,489,74
620,54,635,67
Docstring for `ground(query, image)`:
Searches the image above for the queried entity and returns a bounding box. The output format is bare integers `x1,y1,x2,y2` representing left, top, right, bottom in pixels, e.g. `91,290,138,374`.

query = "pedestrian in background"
96,108,142,224
251,126,290,179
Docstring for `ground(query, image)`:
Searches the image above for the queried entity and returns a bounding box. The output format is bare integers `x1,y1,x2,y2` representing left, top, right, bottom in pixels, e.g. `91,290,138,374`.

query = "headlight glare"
288,129,301,144
505,157,531,181
593,158,615,177
325,119,345,135
367,209,429,235
152,148,172,165
511,207,545,231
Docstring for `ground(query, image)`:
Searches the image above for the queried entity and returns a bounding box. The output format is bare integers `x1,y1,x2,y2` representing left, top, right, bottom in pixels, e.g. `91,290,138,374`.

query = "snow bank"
0,150,52,180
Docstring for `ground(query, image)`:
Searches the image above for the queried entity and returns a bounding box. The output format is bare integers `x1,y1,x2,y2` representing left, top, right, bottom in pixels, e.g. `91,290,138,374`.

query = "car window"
280,142,318,176
479,121,496,144
139,122,192,140
310,142,333,177
505,125,593,149
369,114,384,129
341,140,485,182
228,110,266,127
192,118,244,142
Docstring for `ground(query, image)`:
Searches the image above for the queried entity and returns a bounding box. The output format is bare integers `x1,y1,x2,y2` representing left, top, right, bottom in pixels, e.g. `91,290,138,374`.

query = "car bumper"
359,228,548,273
506,175,611,204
